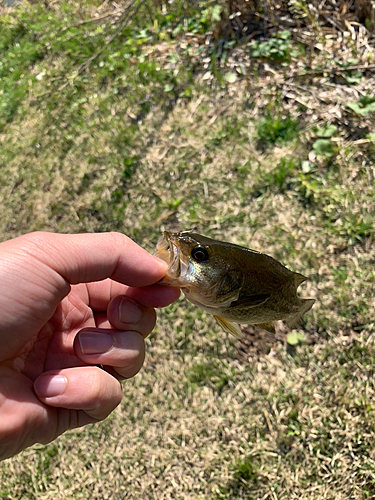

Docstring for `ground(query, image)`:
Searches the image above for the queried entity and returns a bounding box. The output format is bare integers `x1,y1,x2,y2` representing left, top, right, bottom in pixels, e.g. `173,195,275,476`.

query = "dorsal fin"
294,273,307,287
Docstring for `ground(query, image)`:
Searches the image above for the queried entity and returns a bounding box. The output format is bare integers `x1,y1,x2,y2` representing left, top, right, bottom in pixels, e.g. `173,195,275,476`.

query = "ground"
0,1,375,498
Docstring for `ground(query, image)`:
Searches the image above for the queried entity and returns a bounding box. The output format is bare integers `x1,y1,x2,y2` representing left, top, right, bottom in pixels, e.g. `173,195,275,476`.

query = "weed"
0,19,44,129
187,360,234,393
346,95,375,116
250,30,301,63
312,138,335,158
255,114,299,145
233,455,259,483
334,58,363,84
287,331,306,346
262,157,297,192
313,124,337,138
157,0,222,37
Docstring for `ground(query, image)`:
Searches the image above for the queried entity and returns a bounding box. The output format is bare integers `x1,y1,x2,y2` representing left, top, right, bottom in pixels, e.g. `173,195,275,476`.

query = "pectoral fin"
229,293,271,310
216,269,243,305
255,322,276,333
214,316,242,338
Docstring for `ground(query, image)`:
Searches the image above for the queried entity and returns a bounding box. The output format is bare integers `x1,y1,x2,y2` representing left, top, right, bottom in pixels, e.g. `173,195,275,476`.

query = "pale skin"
0,232,180,461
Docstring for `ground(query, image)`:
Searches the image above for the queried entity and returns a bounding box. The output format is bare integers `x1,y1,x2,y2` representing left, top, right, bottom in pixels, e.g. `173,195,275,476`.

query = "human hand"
0,232,179,460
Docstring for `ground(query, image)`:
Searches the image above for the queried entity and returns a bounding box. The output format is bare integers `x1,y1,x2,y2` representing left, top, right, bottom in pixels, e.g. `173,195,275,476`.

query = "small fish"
155,231,314,338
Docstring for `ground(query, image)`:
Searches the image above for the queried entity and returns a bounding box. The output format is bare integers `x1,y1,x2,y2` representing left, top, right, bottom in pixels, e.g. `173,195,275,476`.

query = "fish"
154,231,314,338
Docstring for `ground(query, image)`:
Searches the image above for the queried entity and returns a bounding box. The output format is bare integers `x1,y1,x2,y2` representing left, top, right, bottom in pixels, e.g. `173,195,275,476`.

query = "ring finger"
74,328,146,379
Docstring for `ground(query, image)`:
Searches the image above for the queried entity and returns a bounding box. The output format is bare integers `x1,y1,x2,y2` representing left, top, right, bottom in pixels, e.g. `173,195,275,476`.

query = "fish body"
155,231,314,337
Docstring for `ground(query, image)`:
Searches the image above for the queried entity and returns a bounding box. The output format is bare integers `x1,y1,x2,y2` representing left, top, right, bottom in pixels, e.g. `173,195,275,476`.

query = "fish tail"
285,298,315,329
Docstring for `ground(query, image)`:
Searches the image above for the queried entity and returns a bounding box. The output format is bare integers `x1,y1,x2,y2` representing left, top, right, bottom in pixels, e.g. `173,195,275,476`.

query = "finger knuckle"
107,232,131,250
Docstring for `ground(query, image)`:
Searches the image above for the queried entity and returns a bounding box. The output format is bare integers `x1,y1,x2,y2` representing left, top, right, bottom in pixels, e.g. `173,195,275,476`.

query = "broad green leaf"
313,139,334,158
164,83,174,92
359,95,375,106
335,58,359,68
346,95,375,116
224,72,237,83
315,125,337,138
301,160,314,173
287,331,305,346
279,30,291,40
344,70,362,84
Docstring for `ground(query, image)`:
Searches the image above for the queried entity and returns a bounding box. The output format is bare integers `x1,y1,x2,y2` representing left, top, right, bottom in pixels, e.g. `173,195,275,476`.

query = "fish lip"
161,232,176,266
169,243,181,277
155,231,192,286
155,231,172,260
155,232,181,282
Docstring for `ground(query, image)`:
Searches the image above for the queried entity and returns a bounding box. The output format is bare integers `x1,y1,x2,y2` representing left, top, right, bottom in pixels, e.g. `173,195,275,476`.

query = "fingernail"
119,298,142,325
78,331,114,355
35,375,67,398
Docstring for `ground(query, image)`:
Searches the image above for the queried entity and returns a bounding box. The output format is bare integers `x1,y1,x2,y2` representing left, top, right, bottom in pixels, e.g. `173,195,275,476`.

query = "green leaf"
287,331,305,346
210,5,222,22
346,95,375,116
279,30,291,40
344,70,362,84
359,95,375,106
164,83,174,92
335,58,359,68
367,133,375,142
346,103,364,115
315,124,337,138
312,139,334,158
301,160,314,173
346,102,370,115
224,72,237,83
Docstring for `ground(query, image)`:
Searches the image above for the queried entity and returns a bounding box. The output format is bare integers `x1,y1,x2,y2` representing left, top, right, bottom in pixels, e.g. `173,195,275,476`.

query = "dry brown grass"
3,327,375,499
218,0,375,36
2,82,374,498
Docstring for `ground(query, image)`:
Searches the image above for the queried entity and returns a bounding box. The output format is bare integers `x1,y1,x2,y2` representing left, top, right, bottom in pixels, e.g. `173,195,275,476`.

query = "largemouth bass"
155,231,314,337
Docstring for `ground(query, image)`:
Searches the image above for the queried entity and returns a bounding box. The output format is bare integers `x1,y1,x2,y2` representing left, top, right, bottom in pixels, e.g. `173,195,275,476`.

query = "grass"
0,0,375,498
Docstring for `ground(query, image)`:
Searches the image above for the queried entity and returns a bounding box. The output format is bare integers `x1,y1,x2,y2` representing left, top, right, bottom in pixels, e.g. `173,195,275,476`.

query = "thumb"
6,231,167,288
0,232,167,362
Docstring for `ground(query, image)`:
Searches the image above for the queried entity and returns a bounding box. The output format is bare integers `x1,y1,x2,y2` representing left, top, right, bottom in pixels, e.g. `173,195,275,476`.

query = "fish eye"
191,246,209,262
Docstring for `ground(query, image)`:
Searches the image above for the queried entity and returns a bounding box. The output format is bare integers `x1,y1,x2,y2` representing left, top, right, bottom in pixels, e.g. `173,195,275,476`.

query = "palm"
22,283,101,381
1,281,122,459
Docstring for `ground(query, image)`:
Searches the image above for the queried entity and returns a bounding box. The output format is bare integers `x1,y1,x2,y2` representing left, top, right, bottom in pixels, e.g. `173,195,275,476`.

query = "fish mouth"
154,231,189,286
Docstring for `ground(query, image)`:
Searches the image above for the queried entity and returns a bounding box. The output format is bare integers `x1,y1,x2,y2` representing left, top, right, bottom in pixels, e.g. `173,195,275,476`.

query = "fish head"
155,231,242,308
